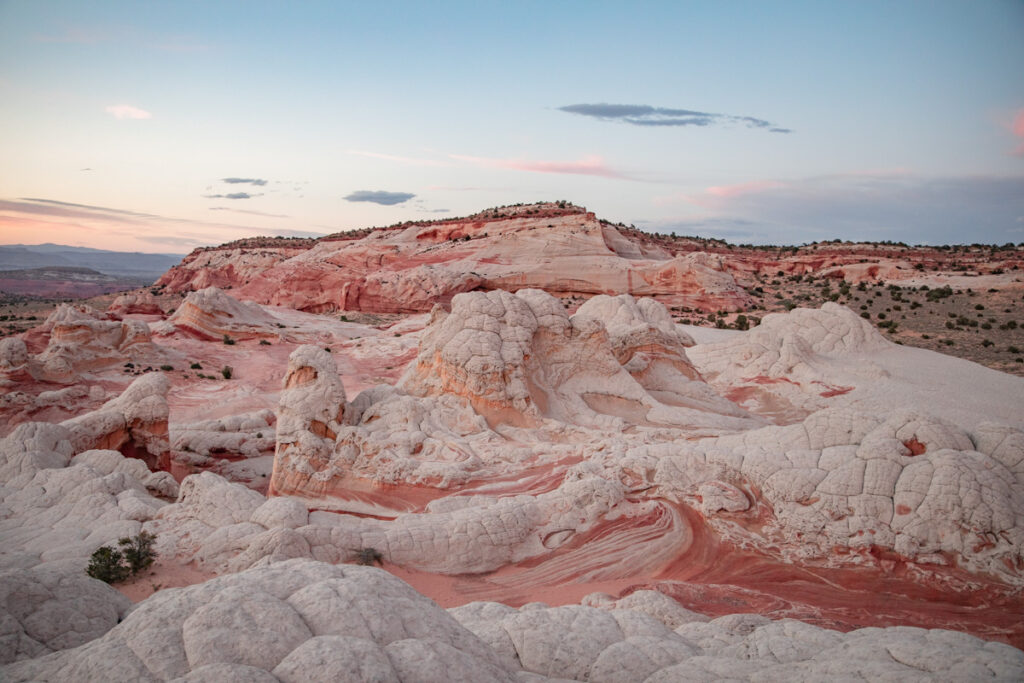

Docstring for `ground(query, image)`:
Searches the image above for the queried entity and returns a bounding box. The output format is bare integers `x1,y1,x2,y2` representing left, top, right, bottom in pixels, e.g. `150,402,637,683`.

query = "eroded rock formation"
4,559,1022,681
165,287,281,341
158,204,753,314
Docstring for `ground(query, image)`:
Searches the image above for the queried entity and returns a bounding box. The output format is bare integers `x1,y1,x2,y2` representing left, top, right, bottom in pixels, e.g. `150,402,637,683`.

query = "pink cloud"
105,104,152,120
450,153,631,180
1012,109,1024,156
704,179,786,198
33,27,109,44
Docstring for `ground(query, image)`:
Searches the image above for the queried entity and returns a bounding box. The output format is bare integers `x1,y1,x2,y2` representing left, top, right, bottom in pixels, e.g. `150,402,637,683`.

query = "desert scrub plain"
5,264,1023,377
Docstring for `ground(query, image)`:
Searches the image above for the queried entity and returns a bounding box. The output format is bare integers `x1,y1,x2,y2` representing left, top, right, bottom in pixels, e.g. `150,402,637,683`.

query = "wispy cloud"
701,180,788,201
427,185,489,191
222,177,267,186
0,197,323,252
203,192,258,200
209,207,288,218
105,104,151,120
6,197,159,222
1011,109,1024,157
450,153,633,180
33,27,109,44
348,150,448,167
668,172,1024,245
343,190,416,205
34,26,210,52
559,103,791,133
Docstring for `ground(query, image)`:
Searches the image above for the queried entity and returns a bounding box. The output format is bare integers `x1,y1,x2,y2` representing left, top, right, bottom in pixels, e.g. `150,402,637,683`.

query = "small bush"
86,547,130,583
259,339,271,346
221,365,233,379
190,362,202,370
356,547,383,566
222,334,236,345
160,364,173,371
86,531,157,584
119,530,157,574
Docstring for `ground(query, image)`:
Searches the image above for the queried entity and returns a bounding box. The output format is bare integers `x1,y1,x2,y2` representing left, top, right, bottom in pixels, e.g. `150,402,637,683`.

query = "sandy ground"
115,558,217,603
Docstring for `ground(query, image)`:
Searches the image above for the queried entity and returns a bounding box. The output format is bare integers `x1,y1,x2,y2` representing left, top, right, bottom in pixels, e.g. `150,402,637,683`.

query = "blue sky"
1,0,1022,252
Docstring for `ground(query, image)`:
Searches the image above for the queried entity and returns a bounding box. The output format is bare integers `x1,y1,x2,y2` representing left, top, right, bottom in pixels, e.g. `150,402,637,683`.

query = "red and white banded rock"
165,287,281,341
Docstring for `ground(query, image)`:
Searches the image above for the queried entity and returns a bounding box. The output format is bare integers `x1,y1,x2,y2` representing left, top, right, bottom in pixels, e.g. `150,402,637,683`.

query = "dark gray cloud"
203,192,257,200
343,190,415,206
222,177,268,186
558,103,791,133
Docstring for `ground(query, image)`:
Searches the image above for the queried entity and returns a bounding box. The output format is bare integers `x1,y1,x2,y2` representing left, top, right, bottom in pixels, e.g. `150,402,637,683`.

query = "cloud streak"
105,104,152,120
203,192,258,200
209,207,288,218
222,177,268,186
672,173,1024,245
343,190,416,205
450,153,633,180
1011,109,1024,157
559,103,791,133
0,197,324,252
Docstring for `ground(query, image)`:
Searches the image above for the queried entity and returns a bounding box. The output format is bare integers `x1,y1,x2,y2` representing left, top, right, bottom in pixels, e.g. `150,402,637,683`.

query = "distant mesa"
157,202,752,314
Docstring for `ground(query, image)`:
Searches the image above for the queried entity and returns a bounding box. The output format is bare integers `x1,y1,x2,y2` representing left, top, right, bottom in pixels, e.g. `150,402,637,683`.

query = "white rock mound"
400,289,758,432
639,407,1024,580
26,304,159,384
166,287,281,340
4,558,1022,682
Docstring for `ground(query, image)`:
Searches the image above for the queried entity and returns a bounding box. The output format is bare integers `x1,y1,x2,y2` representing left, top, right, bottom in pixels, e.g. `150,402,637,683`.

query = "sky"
1,0,1023,253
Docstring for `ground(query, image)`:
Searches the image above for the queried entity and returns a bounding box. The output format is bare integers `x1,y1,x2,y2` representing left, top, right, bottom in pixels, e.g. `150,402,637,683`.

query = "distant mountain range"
0,244,184,283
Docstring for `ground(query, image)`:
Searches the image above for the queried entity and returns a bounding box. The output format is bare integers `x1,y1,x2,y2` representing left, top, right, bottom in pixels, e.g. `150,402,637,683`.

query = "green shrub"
222,334,236,345
926,286,953,302
119,530,157,574
160,364,173,371
259,339,271,345
221,365,233,380
356,547,383,566
190,362,202,370
86,546,130,583
86,531,157,583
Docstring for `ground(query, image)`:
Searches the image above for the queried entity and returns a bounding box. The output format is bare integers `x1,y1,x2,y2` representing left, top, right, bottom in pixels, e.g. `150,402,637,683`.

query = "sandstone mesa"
2,203,1024,681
